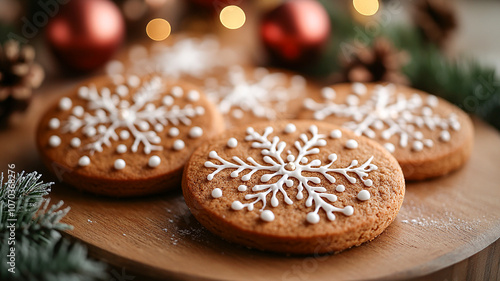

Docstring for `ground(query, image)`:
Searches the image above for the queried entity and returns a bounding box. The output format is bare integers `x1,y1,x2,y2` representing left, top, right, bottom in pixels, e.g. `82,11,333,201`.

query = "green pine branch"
0,171,108,281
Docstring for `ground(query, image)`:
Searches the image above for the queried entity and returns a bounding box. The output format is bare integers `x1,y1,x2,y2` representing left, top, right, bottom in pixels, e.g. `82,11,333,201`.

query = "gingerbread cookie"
203,65,314,128
183,121,405,254
37,74,224,196
300,83,474,180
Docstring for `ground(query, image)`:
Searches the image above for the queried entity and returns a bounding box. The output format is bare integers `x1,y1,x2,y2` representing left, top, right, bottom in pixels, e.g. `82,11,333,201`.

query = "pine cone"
413,0,458,49
341,38,409,85
0,40,44,124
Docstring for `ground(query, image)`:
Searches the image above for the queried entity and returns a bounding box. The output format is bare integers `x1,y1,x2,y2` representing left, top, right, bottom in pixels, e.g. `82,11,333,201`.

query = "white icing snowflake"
54,76,205,167
304,83,461,152
205,125,377,224
204,66,306,121
106,36,232,81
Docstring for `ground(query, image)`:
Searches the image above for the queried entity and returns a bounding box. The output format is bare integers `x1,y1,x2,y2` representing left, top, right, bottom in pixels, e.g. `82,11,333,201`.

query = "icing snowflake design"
204,66,305,121
304,83,461,153
205,125,378,224
48,76,205,169
106,37,231,81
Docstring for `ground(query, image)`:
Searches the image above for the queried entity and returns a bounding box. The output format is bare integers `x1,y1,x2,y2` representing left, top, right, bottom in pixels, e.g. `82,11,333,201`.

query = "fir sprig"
0,172,107,281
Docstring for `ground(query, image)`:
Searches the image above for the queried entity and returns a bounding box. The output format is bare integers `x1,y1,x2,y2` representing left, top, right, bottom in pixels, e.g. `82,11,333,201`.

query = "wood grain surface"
1,82,499,280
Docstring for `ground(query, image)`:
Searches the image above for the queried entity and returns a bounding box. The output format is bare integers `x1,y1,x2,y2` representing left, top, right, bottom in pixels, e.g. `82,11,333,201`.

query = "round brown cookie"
300,83,474,180
182,120,405,254
203,65,317,128
37,74,224,197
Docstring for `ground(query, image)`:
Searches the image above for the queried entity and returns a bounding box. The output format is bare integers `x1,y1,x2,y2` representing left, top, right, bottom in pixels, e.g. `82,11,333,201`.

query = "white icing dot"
422,107,433,116
70,137,81,148
286,155,295,162
412,141,424,151
84,127,97,137
231,201,244,210
343,206,354,216
414,131,423,140
238,185,247,192
173,140,185,150
364,179,373,186
306,212,320,224
424,139,434,147
78,156,90,167
189,126,203,138
48,118,60,129
78,87,89,98
346,95,359,106
246,127,254,134
321,87,336,100
163,96,174,106
440,130,451,142
384,143,395,153
154,124,164,132
227,138,238,148
187,90,200,102
114,159,126,170
196,106,205,115
451,121,461,131
169,127,180,137
211,188,223,198
330,129,342,139
427,95,439,107
120,130,130,140
352,83,367,95
336,185,345,192
116,85,129,97
147,155,161,168
72,106,84,117
301,157,308,164
97,125,107,134
58,97,72,111
260,210,275,222
284,123,296,134
48,135,61,147
127,75,140,87
232,109,244,119
116,144,127,154
171,86,183,97
357,190,371,201
345,139,358,149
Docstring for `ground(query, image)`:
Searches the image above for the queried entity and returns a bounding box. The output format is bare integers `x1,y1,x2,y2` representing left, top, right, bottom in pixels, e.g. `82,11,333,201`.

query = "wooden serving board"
1,86,500,280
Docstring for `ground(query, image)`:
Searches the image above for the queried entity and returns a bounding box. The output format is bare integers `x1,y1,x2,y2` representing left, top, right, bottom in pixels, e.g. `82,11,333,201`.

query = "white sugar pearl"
163,96,174,106
440,130,451,142
48,135,61,147
78,156,90,167
187,90,200,102
330,129,342,139
284,123,296,134
154,124,164,133
238,185,247,192
189,126,203,138
48,118,60,129
168,127,179,137
78,86,89,98
84,127,97,137
227,138,238,148
70,137,81,148
306,212,320,224
412,141,424,151
173,140,185,150
357,190,370,201
384,143,395,153
171,86,183,97
116,144,127,154
260,210,275,222
424,139,434,147
427,95,439,107
345,139,358,149
120,130,130,140
116,85,129,97
58,97,72,111
336,185,345,192
211,188,222,198
114,159,126,170
148,155,161,168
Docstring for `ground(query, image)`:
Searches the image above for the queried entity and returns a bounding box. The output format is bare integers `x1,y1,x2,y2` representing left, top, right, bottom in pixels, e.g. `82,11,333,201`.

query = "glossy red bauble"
46,0,125,72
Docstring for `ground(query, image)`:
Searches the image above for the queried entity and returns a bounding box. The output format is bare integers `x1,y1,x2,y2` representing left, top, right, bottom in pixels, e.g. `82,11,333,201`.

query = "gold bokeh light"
146,18,171,41
353,0,379,16
220,5,246,30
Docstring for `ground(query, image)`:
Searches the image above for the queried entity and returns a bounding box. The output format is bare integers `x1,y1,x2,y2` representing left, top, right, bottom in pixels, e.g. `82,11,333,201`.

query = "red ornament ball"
46,0,125,72
260,0,330,65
